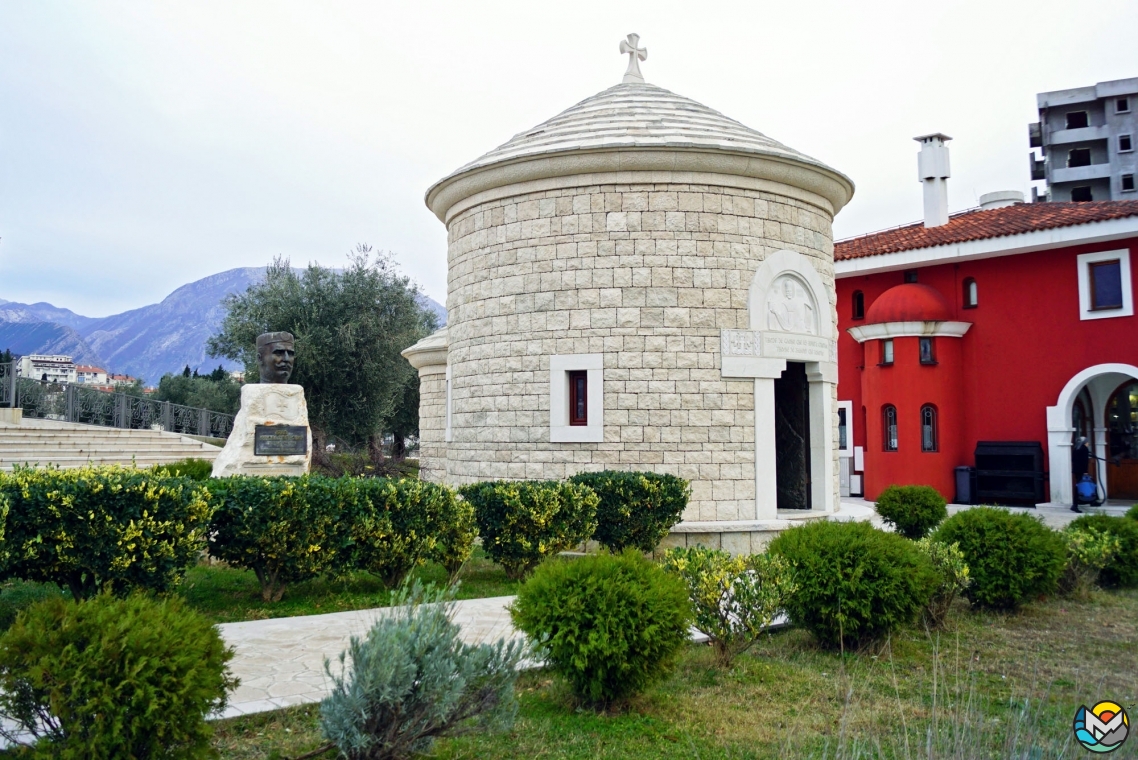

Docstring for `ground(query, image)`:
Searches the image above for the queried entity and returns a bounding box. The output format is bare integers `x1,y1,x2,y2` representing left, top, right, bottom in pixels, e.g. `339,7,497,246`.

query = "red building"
834,196,1138,506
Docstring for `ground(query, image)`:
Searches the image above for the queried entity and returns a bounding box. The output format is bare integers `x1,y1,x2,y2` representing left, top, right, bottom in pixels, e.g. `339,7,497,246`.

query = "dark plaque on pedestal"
254,425,308,456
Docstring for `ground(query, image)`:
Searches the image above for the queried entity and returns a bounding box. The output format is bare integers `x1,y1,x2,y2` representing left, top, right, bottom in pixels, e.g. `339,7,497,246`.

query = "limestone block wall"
415,365,447,483
444,180,838,523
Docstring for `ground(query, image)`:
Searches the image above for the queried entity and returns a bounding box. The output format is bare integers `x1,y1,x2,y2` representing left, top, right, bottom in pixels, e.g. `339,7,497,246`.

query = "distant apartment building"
108,373,138,386
1030,77,1138,202
16,354,77,384
75,365,108,385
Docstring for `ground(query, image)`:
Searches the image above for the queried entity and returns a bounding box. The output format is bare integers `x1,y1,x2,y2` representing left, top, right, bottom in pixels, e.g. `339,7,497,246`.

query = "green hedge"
769,520,937,649
874,484,947,539
509,551,690,706
0,593,236,757
150,457,214,481
934,507,1066,609
207,475,360,602
0,465,211,600
348,478,463,588
568,470,690,553
460,480,598,580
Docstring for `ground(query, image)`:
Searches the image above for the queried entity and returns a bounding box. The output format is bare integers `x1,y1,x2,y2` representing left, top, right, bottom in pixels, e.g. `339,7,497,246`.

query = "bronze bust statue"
256,332,296,384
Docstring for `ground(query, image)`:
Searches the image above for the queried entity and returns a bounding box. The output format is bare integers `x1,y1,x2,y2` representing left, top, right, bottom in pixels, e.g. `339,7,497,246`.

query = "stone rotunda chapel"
403,37,854,552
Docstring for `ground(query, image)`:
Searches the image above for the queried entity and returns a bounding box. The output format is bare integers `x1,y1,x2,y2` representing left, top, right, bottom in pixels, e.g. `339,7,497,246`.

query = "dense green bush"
914,538,970,628
208,474,359,601
769,520,937,649
509,551,691,706
662,546,795,667
1068,514,1138,588
934,508,1067,609
0,593,236,758
567,470,690,553
874,485,947,539
460,480,598,580
1059,526,1120,599
0,465,211,600
431,494,477,580
151,457,214,481
322,581,525,759
1126,504,1138,522
347,478,459,588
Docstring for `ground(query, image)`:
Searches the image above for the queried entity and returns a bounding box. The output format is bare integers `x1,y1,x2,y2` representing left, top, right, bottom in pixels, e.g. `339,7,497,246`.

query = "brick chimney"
914,133,952,228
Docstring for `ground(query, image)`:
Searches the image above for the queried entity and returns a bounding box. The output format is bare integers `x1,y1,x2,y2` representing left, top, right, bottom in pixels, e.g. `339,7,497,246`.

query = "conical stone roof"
426,81,853,223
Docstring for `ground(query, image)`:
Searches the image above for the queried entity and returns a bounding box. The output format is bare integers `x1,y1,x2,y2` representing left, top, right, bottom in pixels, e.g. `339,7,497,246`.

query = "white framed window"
444,365,453,442
550,354,603,442
1077,248,1133,321
837,400,854,457
1117,97,1131,114
1120,134,1133,153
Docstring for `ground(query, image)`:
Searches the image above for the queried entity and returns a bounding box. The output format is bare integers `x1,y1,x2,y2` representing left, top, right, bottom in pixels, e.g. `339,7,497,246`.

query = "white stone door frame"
722,250,838,520
1045,363,1138,505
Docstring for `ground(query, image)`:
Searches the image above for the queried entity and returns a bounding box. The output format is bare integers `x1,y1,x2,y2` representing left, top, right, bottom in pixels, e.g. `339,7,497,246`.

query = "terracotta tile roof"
835,201,1138,261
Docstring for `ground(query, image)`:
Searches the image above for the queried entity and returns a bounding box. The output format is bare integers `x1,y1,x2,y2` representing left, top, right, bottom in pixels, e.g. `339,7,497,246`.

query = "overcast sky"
1,0,1135,316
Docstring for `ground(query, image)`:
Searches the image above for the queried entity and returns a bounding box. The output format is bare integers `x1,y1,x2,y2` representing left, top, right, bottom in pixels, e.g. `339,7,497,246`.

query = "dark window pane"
852,291,864,320
1124,174,1136,192
1090,260,1123,310
1071,186,1093,202
568,371,588,426
883,405,898,451
1066,111,1089,129
1068,148,1092,167
920,337,936,364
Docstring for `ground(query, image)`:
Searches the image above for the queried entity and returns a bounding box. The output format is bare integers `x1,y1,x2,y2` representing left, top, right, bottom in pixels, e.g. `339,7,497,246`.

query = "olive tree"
207,248,436,450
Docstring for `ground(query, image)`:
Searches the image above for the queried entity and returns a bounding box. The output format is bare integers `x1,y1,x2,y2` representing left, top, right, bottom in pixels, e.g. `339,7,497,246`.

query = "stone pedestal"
212,384,312,477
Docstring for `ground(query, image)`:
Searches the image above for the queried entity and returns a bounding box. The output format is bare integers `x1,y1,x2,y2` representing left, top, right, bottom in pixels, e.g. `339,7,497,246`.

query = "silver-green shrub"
320,581,526,760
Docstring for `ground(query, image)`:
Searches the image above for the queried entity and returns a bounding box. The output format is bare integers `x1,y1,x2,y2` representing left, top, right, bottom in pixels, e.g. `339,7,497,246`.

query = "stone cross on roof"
619,33,646,84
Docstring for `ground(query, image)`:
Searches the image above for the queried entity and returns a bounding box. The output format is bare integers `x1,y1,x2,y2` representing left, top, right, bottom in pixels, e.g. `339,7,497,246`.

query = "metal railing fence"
1,362,234,438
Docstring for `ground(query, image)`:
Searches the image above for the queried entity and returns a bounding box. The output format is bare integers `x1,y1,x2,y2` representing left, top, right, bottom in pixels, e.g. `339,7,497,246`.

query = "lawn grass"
210,588,1138,759
178,546,519,625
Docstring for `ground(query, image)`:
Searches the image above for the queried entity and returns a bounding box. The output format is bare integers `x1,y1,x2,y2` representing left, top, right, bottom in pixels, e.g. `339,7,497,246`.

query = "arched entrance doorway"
1105,380,1138,499
1046,364,1138,505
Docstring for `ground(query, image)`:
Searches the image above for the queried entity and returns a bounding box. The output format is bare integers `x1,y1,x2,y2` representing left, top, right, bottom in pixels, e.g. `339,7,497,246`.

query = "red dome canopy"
865,283,953,324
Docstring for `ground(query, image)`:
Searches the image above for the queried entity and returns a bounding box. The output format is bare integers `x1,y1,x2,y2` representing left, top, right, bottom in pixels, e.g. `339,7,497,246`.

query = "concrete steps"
0,418,222,471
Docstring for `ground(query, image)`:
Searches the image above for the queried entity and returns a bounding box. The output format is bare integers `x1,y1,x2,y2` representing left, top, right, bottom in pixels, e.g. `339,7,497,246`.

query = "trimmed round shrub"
347,478,461,589
567,470,690,553
662,546,795,667
769,520,937,649
509,551,691,706
207,474,360,601
0,593,237,757
874,484,947,539
0,465,211,600
934,507,1066,609
1069,514,1138,588
460,480,598,580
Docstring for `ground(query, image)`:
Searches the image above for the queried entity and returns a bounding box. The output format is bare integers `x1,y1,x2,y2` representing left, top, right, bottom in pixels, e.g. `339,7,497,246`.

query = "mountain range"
0,268,446,384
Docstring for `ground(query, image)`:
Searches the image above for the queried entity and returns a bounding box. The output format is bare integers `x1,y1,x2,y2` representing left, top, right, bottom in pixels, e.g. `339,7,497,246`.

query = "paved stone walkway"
217,595,522,718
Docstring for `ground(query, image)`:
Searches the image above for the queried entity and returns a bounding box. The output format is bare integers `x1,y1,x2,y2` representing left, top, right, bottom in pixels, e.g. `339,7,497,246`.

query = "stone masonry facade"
443,180,838,524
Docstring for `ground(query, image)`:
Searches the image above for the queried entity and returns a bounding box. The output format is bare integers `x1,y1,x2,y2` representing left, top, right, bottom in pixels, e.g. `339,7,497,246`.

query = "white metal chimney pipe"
914,133,952,228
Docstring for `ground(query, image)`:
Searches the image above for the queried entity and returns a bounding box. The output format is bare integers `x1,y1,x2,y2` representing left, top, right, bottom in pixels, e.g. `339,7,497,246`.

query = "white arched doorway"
1046,363,1138,504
